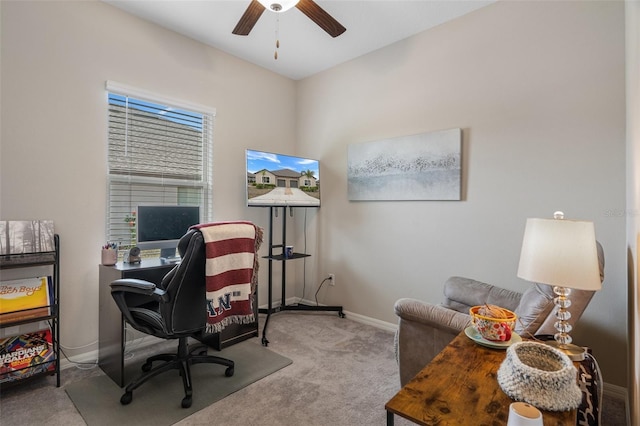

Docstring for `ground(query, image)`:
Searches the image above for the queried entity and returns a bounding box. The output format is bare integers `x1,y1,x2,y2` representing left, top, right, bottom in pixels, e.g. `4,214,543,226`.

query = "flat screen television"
246,149,321,207
136,205,201,260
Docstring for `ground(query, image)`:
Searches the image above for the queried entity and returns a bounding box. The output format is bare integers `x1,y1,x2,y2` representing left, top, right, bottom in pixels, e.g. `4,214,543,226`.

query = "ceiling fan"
232,0,346,38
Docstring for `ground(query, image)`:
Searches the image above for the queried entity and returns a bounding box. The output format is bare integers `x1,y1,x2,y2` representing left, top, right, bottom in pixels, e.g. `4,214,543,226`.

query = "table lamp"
517,211,601,360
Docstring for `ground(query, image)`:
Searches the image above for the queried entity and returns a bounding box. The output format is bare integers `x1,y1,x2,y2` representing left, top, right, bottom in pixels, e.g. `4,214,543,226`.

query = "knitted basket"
497,341,582,411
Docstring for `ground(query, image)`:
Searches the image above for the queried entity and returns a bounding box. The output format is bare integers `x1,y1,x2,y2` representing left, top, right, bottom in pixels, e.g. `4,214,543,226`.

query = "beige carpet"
0,313,628,425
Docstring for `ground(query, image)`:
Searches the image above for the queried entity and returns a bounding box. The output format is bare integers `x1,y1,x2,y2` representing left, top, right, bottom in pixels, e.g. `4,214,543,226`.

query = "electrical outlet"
328,273,335,286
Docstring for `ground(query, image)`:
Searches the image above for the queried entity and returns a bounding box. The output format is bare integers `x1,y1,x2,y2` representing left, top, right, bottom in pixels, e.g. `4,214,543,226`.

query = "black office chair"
110,229,234,408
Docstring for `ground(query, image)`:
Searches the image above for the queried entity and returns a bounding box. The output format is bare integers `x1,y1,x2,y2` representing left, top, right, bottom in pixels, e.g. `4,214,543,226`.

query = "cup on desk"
507,402,543,426
284,246,294,258
101,249,118,266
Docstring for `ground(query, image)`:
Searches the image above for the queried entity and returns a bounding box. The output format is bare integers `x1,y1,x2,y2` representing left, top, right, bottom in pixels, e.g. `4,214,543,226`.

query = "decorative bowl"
470,305,517,342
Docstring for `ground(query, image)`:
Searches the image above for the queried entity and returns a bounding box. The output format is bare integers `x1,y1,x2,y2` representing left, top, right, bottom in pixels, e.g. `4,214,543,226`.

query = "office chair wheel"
120,391,133,405
141,361,152,372
181,395,192,408
225,366,234,377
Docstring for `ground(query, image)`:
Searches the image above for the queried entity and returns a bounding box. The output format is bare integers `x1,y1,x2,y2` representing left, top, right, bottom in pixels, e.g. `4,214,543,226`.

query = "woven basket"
497,341,582,411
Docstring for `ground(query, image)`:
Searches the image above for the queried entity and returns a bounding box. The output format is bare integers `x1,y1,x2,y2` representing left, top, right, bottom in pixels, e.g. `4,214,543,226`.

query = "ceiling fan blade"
295,0,346,38
232,0,266,36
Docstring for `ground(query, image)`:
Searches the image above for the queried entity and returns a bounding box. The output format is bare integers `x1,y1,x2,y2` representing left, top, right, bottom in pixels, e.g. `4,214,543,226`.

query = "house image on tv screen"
246,150,321,207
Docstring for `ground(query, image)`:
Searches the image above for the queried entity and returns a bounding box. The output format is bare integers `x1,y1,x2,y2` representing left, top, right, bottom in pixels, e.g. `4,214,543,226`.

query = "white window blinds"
106,82,214,249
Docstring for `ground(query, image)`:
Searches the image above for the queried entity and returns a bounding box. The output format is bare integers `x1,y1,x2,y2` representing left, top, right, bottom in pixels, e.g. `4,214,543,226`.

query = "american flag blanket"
191,221,263,334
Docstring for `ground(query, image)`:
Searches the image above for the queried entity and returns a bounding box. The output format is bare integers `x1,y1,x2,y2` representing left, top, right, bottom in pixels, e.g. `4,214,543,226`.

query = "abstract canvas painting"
347,128,461,201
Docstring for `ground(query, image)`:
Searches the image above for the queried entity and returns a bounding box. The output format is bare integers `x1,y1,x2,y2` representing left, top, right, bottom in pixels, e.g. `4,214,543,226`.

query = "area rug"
65,339,292,426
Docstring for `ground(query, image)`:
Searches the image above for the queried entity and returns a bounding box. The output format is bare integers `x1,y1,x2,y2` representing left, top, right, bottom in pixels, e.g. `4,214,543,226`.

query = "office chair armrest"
111,278,156,293
110,278,169,302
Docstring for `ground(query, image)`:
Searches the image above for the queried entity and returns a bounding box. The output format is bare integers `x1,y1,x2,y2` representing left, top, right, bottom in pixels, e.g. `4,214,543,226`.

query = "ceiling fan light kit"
257,0,299,13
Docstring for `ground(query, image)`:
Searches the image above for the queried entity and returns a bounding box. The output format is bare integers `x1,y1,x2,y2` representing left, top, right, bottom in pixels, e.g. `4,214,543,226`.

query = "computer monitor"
136,205,200,261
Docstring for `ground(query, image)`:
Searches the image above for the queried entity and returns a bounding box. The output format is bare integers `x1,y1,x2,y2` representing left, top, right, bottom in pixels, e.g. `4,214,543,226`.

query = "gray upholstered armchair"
394,243,604,386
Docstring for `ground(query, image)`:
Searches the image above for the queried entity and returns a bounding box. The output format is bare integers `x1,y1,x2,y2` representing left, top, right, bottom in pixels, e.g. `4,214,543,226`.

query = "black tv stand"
259,206,344,346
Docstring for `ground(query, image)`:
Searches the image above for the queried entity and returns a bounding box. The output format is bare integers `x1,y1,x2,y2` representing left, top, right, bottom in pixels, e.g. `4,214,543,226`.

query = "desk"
385,331,576,426
98,259,258,387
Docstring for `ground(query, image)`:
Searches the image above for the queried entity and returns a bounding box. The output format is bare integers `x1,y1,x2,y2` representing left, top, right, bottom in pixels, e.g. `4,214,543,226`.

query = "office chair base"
119,338,234,408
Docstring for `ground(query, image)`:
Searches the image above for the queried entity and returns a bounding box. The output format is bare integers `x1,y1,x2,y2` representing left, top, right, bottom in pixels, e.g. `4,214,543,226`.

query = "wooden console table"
385,331,577,425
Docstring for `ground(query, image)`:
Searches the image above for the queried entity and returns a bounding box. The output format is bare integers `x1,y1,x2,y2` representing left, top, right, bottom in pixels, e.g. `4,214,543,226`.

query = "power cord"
58,346,99,370
123,323,148,360
55,321,146,368
49,320,99,370
314,277,332,306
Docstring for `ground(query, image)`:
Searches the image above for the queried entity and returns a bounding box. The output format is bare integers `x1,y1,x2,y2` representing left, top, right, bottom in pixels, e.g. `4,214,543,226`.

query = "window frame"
105,81,215,250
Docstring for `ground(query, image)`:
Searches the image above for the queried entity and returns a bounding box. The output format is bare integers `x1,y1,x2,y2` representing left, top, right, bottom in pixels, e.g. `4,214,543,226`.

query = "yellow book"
0,277,51,324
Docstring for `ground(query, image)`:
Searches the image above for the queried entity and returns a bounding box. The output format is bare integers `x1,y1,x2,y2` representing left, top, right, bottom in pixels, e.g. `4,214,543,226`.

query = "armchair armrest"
394,298,472,334
394,298,472,385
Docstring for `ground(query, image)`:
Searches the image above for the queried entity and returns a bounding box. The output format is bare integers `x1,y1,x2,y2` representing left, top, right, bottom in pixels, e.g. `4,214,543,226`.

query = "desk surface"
385,331,576,426
110,258,178,271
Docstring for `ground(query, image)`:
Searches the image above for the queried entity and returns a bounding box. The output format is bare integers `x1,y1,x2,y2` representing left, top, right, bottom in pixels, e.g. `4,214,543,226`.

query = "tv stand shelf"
263,253,310,261
259,207,344,346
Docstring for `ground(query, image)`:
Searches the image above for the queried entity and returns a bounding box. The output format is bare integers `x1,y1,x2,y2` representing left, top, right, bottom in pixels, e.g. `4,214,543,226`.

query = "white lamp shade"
517,218,601,291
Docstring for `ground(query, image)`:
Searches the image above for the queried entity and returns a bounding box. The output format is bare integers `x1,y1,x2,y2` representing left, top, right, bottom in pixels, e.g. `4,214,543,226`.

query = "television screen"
246,149,321,207
136,205,200,258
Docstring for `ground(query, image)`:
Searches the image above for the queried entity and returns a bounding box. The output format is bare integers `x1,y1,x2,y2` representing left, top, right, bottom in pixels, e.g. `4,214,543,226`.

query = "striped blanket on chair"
191,221,263,334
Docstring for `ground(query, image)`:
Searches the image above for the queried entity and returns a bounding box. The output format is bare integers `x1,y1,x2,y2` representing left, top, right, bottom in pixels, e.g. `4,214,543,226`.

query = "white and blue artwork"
347,128,461,201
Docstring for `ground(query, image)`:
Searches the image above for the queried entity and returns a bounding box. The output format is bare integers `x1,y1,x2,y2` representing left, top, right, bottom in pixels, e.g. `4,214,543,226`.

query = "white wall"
296,1,628,387
0,1,296,359
626,0,640,422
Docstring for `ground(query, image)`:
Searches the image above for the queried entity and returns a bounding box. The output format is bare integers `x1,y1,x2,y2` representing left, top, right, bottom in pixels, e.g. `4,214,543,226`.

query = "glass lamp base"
544,340,586,361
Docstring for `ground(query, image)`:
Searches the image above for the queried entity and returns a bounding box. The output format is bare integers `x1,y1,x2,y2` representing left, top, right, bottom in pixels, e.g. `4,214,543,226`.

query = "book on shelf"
0,329,55,383
0,276,53,324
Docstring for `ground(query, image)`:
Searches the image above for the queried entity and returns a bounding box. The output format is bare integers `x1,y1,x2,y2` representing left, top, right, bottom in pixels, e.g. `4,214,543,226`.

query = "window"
106,81,214,249
262,176,270,184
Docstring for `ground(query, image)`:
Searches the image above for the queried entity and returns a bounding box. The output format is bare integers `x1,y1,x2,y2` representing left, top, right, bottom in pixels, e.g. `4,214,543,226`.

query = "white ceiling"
103,0,495,80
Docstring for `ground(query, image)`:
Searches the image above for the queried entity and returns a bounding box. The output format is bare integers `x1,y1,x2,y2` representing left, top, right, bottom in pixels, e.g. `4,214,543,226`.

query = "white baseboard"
339,309,398,333
60,333,163,371
289,298,396,332
60,350,99,371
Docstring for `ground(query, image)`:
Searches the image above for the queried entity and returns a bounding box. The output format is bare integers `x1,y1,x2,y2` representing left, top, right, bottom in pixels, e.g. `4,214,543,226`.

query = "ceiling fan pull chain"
274,15,280,60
